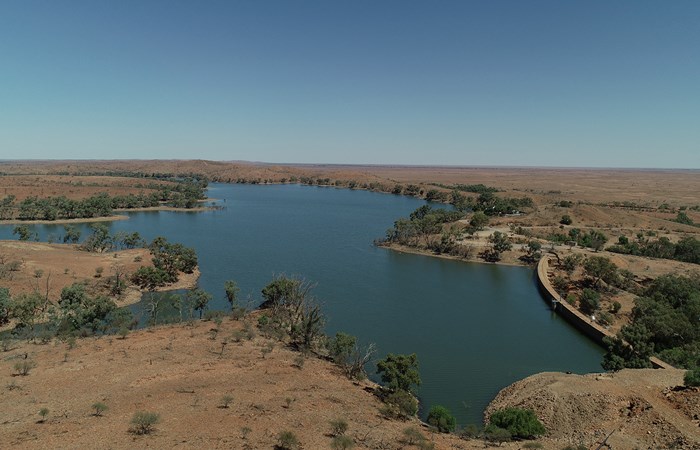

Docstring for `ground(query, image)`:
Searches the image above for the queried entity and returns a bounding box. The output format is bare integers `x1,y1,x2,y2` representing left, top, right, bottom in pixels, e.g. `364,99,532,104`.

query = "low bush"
130,411,160,435
383,389,418,418
329,418,348,436
277,430,299,449
685,368,700,387
488,407,545,439
331,435,354,449
92,402,108,416
14,360,36,376
426,404,456,433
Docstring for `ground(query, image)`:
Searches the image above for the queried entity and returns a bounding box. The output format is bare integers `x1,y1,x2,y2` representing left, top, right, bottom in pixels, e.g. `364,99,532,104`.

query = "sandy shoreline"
0,206,214,226
382,242,531,268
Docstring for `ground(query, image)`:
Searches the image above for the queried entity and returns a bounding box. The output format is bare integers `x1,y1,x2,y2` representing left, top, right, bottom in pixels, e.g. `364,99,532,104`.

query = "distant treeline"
429,183,499,194
221,176,533,217
0,178,207,221
546,228,609,251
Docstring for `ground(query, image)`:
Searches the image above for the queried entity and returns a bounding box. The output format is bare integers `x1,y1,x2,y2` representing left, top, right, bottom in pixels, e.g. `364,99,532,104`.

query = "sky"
0,1,698,168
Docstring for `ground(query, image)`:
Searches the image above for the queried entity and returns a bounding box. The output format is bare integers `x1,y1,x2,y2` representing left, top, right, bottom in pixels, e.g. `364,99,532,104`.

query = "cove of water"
0,183,603,425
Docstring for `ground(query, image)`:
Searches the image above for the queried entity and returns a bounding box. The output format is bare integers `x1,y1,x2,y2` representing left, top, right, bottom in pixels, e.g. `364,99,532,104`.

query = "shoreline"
0,205,214,226
381,242,531,268
118,267,201,308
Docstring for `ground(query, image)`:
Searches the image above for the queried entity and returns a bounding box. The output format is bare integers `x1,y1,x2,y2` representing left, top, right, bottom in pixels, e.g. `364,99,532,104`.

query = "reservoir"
0,183,603,425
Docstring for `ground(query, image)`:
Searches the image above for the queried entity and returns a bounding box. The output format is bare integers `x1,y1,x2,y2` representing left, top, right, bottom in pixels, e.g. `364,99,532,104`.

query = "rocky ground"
1,319,469,449
486,369,700,449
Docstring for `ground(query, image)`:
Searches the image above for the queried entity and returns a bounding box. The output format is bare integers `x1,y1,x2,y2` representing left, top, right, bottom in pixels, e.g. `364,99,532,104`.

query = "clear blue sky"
1,1,698,168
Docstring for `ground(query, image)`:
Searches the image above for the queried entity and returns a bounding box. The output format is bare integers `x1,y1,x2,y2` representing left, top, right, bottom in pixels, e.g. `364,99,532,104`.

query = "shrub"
402,426,425,445
92,402,108,416
460,423,480,438
560,215,572,225
220,395,234,409
685,368,700,387
329,418,348,436
597,311,614,326
277,430,300,450
488,407,546,439
331,435,354,449
14,360,36,376
609,300,622,314
38,407,49,422
130,411,160,435
483,425,512,443
426,404,456,433
384,389,418,418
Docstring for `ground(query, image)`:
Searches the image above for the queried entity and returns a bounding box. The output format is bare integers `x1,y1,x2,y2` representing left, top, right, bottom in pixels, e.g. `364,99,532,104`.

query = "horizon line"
0,158,698,172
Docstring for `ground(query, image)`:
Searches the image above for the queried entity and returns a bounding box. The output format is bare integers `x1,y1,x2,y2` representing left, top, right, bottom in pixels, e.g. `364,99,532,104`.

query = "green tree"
260,276,326,350
10,292,43,329
188,288,212,319
579,288,600,314
81,223,113,253
427,405,456,432
327,332,375,380
488,408,546,439
685,368,700,387
601,324,654,371
522,240,542,263
583,256,618,288
675,211,694,225
224,280,240,308
0,287,11,326
62,225,81,244
489,231,512,253
131,266,169,291
12,224,32,241
469,211,489,231
376,353,421,393
328,332,356,366
561,254,581,275
149,237,197,280
560,215,572,225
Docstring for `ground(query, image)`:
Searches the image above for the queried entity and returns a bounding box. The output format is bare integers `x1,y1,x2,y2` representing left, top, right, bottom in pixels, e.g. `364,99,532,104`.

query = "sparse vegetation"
331,435,354,449
92,402,108,416
329,418,348,436
14,359,36,376
277,430,300,449
219,395,234,408
130,411,160,435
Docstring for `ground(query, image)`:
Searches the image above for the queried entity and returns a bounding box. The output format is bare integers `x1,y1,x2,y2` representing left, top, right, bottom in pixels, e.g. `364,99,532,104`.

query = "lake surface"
0,183,603,425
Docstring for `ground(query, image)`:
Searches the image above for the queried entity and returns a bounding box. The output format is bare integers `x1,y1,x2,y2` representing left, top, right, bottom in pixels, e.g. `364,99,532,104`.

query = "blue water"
0,183,603,425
